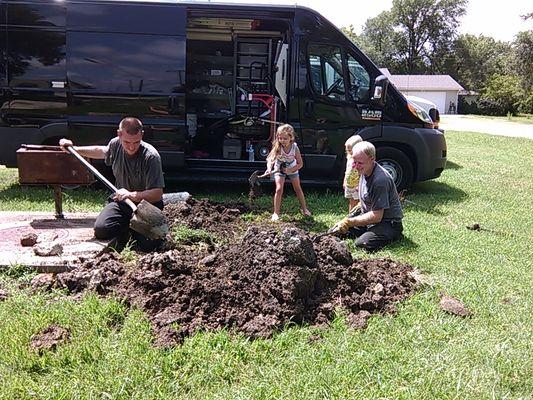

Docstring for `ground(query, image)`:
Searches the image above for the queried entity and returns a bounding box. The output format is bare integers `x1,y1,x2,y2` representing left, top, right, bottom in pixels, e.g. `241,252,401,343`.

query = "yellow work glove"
331,217,353,234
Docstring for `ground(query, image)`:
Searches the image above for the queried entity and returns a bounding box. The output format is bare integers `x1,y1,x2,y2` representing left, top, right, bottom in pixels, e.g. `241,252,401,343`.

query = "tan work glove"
331,217,353,234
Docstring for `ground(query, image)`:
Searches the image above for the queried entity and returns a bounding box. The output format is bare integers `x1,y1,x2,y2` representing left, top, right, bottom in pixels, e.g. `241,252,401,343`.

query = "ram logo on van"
361,109,383,121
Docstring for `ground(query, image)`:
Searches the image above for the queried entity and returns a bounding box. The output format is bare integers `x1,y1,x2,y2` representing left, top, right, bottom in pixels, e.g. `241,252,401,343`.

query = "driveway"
439,115,533,139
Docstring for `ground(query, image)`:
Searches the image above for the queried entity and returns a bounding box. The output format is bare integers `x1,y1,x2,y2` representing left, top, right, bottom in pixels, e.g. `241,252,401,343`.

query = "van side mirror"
371,75,389,107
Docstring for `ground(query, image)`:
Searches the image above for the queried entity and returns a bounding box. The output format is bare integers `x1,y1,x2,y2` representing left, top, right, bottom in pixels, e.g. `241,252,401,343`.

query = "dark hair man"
60,117,165,250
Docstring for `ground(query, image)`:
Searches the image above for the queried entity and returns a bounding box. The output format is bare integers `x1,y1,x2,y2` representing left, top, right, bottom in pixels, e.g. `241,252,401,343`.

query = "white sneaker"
271,213,280,222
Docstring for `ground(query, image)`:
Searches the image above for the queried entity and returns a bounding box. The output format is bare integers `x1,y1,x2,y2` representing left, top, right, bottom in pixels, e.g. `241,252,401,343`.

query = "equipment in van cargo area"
223,139,242,160
0,0,446,191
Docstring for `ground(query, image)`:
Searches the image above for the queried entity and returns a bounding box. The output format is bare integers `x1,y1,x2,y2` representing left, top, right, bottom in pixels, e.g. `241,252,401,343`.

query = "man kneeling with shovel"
60,117,166,251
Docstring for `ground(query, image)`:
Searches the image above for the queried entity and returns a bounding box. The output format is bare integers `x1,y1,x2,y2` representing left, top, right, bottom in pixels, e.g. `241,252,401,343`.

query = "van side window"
5,2,66,88
68,33,185,93
308,44,346,101
347,53,370,102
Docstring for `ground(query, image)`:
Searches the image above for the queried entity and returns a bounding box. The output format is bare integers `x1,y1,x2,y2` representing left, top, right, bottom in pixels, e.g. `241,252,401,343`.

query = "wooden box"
17,147,95,185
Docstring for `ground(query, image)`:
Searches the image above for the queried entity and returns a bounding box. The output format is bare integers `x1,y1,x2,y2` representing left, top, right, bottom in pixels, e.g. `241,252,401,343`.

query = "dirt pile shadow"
53,198,418,347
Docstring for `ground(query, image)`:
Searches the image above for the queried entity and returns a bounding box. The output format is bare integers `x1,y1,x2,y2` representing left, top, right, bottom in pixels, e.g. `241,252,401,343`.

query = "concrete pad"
440,115,533,139
0,211,109,273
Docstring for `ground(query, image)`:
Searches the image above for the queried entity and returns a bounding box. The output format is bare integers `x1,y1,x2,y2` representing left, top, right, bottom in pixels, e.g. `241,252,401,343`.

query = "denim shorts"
272,160,299,180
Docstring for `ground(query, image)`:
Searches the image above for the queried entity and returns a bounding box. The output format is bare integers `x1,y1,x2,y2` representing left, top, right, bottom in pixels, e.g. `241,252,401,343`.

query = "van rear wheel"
376,147,414,191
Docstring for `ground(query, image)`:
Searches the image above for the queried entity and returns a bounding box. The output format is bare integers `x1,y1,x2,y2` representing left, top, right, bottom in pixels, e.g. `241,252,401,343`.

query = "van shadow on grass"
402,180,468,216
445,160,462,170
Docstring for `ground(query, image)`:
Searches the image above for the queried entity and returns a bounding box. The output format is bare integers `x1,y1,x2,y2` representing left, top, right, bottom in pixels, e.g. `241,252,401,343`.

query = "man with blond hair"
60,117,165,250
333,141,403,251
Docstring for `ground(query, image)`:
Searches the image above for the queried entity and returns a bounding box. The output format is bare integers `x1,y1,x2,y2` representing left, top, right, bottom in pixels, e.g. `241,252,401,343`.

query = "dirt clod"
164,197,249,240
20,233,38,247
466,223,481,231
439,293,472,317
33,242,63,256
53,198,417,346
30,324,70,353
31,274,56,293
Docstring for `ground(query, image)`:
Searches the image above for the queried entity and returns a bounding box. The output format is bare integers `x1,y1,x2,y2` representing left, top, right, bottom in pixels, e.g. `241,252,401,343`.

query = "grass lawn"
0,131,532,399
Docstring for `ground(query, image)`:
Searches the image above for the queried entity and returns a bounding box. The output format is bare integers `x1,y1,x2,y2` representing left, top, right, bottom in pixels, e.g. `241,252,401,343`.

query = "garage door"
407,91,446,114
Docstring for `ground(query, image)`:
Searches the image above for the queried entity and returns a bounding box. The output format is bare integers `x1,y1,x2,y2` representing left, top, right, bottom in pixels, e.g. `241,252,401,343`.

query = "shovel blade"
129,199,169,240
248,170,261,186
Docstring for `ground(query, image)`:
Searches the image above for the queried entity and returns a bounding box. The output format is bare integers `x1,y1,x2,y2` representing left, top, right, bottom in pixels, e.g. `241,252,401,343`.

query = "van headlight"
407,101,434,125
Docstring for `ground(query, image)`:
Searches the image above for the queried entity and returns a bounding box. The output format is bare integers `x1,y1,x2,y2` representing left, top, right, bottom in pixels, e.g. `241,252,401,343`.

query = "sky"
198,0,533,42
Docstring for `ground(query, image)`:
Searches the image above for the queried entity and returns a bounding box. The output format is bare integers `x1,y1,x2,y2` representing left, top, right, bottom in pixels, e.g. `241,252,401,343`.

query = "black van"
0,0,446,190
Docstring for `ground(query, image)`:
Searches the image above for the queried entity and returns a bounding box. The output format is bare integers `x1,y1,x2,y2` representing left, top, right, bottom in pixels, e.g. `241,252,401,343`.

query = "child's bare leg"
291,177,310,214
273,176,285,215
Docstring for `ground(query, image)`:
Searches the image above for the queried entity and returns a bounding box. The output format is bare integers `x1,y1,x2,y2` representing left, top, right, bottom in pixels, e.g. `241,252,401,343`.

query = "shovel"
65,145,169,240
312,205,362,242
248,170,269,187
248,169,280,187
312,226,341,242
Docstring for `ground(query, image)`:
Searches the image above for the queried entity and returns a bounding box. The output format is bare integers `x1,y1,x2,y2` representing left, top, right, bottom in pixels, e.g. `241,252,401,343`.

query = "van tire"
376,147,414,191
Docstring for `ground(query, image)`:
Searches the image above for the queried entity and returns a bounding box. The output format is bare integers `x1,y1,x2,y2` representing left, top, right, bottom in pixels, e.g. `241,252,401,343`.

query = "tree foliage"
480,74,522,115
342,1,531,115
392,0,467,73
359,0,467,73
512,30,533,93
447,34,512,91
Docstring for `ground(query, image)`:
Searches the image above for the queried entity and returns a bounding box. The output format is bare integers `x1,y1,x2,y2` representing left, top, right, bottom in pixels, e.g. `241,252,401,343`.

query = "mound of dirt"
52,200,417,346
164,197,250,239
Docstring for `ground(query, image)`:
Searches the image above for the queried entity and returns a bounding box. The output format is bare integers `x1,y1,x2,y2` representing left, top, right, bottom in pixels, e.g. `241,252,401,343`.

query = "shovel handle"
258,169,281,179
65,145,136,212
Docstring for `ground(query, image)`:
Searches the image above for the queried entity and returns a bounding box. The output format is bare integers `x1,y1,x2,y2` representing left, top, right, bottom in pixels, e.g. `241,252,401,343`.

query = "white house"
379,68,464,114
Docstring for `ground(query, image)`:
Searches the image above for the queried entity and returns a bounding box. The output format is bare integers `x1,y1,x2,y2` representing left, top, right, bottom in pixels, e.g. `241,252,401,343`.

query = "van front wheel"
376,147,414,191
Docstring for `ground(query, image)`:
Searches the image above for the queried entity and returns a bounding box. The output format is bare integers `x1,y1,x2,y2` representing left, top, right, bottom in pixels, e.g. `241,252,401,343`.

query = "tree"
480,74,522,115
355,0,467,73
391,0,467,73
446,34,512,91
511,30,533,113
341,25,359,43
358,11,399,69
512,30,533,92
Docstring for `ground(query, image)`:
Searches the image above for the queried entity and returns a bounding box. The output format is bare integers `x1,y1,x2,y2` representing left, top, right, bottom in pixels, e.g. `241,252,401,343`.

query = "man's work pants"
347,220,403,251
94,199,164,252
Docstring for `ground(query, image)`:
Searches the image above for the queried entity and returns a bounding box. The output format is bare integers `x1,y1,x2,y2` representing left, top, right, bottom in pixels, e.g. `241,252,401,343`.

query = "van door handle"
304,99,314,117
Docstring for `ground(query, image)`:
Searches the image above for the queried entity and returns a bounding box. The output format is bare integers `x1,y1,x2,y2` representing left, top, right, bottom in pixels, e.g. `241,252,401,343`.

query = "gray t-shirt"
359,162,403,221
104,137,165,192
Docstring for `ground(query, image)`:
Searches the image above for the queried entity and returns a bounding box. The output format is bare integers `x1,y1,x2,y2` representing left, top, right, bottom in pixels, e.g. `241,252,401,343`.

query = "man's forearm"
132,188,163,203
348,209,383,226
72,146,107,159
